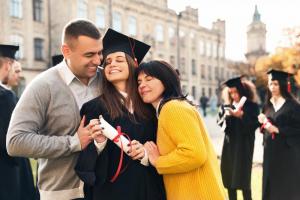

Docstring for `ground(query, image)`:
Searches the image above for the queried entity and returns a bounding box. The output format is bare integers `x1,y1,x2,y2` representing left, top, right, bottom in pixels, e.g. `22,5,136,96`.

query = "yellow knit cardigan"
155,100,226,200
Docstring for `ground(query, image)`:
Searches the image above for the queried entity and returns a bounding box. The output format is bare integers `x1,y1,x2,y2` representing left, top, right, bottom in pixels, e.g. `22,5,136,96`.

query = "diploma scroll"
98,115,131,154
234,96,247,111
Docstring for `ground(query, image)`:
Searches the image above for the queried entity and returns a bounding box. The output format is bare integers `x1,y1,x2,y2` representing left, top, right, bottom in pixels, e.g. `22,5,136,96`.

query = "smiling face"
137,72,165,108
104,51,129,91
62,35,103,85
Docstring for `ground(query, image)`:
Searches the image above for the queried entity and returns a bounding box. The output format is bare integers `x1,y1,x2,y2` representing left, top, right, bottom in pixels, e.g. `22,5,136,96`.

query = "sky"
168,0,300,61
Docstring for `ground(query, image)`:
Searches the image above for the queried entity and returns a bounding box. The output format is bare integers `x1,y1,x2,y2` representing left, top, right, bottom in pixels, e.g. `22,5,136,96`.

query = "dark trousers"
228,188,252,200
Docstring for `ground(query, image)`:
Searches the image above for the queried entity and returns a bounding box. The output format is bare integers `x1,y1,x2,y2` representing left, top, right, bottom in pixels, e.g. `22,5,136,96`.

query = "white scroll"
98,115,131,154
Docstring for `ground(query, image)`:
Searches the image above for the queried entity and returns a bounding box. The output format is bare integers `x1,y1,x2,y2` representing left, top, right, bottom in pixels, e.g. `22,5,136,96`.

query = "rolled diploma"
99,116,130,154
234,96,247,111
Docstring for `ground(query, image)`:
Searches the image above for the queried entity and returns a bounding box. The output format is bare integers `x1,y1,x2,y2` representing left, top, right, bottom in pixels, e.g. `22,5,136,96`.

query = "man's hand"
77,115,93,150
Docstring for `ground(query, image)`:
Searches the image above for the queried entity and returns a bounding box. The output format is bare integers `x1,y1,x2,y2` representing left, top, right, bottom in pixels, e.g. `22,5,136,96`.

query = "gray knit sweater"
6,66,101,200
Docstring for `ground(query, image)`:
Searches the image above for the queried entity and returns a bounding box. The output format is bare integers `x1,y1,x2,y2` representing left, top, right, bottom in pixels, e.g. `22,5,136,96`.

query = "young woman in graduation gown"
217,77,260,200
137,60,225,200
75,29,166,200
258,69,300,200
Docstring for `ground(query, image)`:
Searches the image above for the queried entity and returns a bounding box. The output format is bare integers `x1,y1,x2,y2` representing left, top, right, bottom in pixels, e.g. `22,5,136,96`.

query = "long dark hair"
100,53,154,121
263,78,297,113
225,80,258,104
135,60,191,114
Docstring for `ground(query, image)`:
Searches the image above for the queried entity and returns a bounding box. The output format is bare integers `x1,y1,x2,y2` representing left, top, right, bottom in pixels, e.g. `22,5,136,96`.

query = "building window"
128,16,137,36
34,38,44,61
182,85,187,94
206,41,211,57
208,65,212,80
199,40,205,56
179,30,185,48
191,59,196,75
192,86,196,99
170,55,175,66
10,0,22,18
10,35,23,59
77,0,87,18
112,11,122,32
96,6,105,29
215,66,219,80
33,0,43,21
168,27,176,46
209,88,212,96
201,64,205,79
219,45,224,59
212,42,217,58
155,24,164,42
221,68,224,80
180,57,185,74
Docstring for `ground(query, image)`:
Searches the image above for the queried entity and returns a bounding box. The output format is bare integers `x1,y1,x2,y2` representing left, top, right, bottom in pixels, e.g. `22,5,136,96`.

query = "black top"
75,96,166,200
262,98,300,200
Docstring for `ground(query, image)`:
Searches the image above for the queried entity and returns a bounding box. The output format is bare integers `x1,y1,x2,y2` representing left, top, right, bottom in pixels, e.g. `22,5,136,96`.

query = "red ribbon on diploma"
110,126,132,182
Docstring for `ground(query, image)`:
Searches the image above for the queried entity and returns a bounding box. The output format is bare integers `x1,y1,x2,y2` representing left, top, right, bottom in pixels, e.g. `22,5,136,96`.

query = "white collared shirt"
270,96,286,112
57,60,102,109
0,81,10,90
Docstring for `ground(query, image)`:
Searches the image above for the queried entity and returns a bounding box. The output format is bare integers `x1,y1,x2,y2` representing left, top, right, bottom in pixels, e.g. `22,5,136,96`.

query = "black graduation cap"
102,28,150,66
52,54,64,66
267,69,292,81
268,69,294,92
223,76,243,88
0,44,19,59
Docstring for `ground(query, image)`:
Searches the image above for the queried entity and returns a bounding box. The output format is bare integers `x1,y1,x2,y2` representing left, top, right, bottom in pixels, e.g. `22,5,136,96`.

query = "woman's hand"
258,113,267,124
144,141,160,167
229,108,244,118
266,125,279,134
88,119,107,143
128,140,145,160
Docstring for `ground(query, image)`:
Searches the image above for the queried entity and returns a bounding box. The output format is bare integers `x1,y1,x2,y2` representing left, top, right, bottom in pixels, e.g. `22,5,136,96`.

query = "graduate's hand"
258,113,266,124
77,115,93,150
128,140,145,160
229,108,244,118
144,141,160,167
89,119,107,143
266,125,279,134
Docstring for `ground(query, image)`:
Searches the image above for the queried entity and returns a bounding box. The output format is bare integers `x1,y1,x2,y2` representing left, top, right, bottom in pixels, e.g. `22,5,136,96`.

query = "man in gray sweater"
6,19,103,200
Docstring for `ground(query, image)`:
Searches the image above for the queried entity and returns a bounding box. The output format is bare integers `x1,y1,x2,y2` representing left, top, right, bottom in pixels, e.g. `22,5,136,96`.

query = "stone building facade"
1,0,229,101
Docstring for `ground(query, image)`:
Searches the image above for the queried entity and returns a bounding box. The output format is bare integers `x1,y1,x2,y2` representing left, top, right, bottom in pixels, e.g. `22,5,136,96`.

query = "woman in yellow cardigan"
136,60,226,200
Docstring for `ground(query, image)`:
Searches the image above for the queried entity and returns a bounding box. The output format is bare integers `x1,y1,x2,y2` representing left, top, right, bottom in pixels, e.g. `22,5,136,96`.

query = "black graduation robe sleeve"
75,99,106,186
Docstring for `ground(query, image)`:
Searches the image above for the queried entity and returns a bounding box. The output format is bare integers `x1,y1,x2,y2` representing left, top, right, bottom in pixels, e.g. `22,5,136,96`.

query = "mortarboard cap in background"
223,76,243,88
52,54,64,66
102,28,150,66
267,69,294,92
0,44,19,59
267,69,292,81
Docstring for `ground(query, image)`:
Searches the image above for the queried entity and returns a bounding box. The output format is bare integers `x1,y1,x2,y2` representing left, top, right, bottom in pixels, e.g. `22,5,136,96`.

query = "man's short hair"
62,19,101,46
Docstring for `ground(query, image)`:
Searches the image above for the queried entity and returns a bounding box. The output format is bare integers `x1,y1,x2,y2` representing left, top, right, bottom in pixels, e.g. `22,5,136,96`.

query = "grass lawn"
31,159,263,199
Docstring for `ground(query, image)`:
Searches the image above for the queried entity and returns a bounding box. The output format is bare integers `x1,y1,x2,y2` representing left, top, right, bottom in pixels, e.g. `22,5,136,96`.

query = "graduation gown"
75,96,166,200
218,100,259,189
262,99,300,200
0,85,35,200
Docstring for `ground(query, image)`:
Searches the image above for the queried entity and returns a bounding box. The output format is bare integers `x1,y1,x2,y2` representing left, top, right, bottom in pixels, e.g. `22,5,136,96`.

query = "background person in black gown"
217,77,260,200
258,69,300,200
